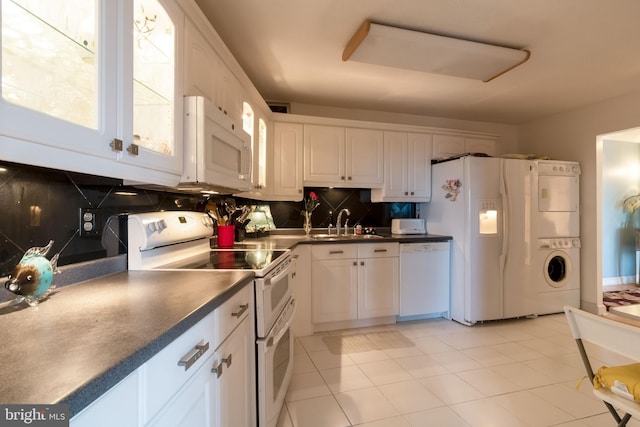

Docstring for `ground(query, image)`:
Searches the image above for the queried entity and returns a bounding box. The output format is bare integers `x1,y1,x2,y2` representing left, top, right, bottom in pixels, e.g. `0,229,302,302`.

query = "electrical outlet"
79,208,101,237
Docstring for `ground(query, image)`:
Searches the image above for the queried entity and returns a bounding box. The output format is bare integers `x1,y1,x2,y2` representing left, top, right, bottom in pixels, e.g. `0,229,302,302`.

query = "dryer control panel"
538,238,581,249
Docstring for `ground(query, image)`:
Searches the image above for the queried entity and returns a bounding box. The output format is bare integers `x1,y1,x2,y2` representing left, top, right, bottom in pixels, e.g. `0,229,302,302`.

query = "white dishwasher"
398,241,451,319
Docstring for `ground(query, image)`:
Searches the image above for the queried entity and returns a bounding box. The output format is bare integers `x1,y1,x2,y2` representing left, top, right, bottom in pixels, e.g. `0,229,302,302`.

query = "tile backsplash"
0,160,415,281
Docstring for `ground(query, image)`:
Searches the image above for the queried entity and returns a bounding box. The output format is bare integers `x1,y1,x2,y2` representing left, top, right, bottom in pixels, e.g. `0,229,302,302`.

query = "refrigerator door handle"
499,160,509,278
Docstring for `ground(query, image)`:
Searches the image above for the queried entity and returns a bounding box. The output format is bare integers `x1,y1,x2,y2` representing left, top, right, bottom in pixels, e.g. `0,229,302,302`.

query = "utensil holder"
217,225,235,248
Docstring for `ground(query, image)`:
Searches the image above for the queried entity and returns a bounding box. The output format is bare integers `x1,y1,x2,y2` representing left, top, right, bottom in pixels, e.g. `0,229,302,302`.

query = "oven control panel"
129,211,214,251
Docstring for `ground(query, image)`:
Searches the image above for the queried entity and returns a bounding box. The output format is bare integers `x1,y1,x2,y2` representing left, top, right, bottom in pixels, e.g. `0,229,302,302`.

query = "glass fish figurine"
4,240,59,307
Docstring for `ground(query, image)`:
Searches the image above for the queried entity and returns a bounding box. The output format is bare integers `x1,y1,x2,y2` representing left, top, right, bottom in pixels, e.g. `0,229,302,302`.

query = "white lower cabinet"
311,243,399,327
70,370,140,427
147,313,254,427
146,352,216,427
70,284,255,427
213,313,255,427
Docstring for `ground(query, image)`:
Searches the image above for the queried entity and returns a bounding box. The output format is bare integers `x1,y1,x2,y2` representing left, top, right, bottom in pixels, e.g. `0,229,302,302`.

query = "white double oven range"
127,211,295,427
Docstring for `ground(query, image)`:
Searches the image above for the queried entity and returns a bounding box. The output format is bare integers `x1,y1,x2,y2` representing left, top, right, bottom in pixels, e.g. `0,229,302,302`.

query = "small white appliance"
424,155,580,325
391,218,426,235
181,96,252,192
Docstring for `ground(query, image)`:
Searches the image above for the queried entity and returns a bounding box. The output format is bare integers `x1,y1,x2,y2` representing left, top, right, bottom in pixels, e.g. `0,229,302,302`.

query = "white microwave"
182,96,252,192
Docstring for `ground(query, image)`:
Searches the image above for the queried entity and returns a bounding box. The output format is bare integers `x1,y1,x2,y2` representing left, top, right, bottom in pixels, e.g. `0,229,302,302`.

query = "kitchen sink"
310,234,384,240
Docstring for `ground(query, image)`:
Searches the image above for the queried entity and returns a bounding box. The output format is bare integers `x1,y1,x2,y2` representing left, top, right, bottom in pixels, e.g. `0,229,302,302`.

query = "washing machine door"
544,250,572,288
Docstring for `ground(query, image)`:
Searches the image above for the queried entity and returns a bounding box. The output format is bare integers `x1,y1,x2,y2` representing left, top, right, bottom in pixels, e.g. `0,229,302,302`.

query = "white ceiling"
194,0,640,125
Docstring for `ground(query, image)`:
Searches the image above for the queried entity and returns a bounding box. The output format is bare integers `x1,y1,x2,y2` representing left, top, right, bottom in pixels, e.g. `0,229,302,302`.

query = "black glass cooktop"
157,250,288,271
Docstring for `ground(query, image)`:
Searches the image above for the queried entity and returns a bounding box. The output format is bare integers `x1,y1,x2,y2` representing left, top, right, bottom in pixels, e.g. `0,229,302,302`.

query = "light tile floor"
276,314,640,427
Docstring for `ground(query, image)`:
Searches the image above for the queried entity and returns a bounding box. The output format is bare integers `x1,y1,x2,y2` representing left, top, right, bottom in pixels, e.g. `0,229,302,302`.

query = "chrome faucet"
336,208,351,236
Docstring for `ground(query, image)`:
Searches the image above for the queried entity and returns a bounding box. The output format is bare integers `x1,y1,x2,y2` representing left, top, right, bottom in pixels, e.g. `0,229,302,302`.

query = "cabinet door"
311,259,357,323
465,137,496,156
70,370,139,427
345,128,384,187
146,353,215,427
0,0,116,159
432,134,465,160
213,315,255,427
407,133,433,200
303,124,345,185
292,245,313,337
358,257,399,319
272,122,303,200
123,0,184,176
381,131,408,199
184,17,217,101
214,58,242,126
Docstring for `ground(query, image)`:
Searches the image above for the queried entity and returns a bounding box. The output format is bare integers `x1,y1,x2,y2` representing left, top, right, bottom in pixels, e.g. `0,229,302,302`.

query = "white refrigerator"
424,156,537,325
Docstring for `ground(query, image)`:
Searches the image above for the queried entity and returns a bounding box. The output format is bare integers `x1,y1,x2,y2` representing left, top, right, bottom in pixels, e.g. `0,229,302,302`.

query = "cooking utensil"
224,198,236,216
205,201,220,223
236,206,250,224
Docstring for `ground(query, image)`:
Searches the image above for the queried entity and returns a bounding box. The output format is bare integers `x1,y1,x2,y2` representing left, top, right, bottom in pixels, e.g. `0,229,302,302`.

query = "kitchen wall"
601,139,640,284
518,88,640,313
253,188,414,230
0,160,206,275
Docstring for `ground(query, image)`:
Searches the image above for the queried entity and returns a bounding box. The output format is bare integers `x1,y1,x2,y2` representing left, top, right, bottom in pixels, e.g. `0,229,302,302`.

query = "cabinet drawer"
312,244,358,260
143,311,216,421
358,242,399,258
214,283,254,349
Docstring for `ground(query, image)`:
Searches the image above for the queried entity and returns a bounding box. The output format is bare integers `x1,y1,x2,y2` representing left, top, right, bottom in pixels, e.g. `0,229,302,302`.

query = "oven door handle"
263,258,291,288
265,299,296,350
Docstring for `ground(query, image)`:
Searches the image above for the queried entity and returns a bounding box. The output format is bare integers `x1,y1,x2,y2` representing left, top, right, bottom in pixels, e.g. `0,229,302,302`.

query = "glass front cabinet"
0,0,184,185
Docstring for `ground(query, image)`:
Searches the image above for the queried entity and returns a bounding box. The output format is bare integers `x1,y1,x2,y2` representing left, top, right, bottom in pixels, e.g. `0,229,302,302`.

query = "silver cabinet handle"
211,361,223,378
178,341,210,371
353,261,357,266
110,138,123,152
360,261,365,266
374,249,388,253
232,303,249,318
127,143,139,156
222,353,232,368
329,250,344,254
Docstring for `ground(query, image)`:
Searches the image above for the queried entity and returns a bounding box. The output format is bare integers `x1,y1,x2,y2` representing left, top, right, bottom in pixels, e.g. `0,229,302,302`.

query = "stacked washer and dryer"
532,161,581,315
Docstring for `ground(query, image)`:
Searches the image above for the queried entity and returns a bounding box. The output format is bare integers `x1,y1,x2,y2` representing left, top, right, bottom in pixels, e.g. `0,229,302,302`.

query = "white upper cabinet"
465,136,497,156
184,15,217,102
432,134,466,160
432,134,496,160
270,122,303,200
345,128,384,187
0,0,184,185
371,131,432,202
303,124,383,188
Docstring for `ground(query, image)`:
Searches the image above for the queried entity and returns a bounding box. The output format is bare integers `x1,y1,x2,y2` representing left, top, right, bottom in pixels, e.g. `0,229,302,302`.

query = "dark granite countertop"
212,229,452,250
0,269,254,417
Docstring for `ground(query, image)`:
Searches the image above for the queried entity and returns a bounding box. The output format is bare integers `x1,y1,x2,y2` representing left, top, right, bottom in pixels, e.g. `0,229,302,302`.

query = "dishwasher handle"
400,242,449,253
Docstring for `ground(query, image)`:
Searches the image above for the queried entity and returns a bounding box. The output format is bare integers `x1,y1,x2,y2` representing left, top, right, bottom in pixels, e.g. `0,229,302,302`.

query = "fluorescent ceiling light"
343,20,530,82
